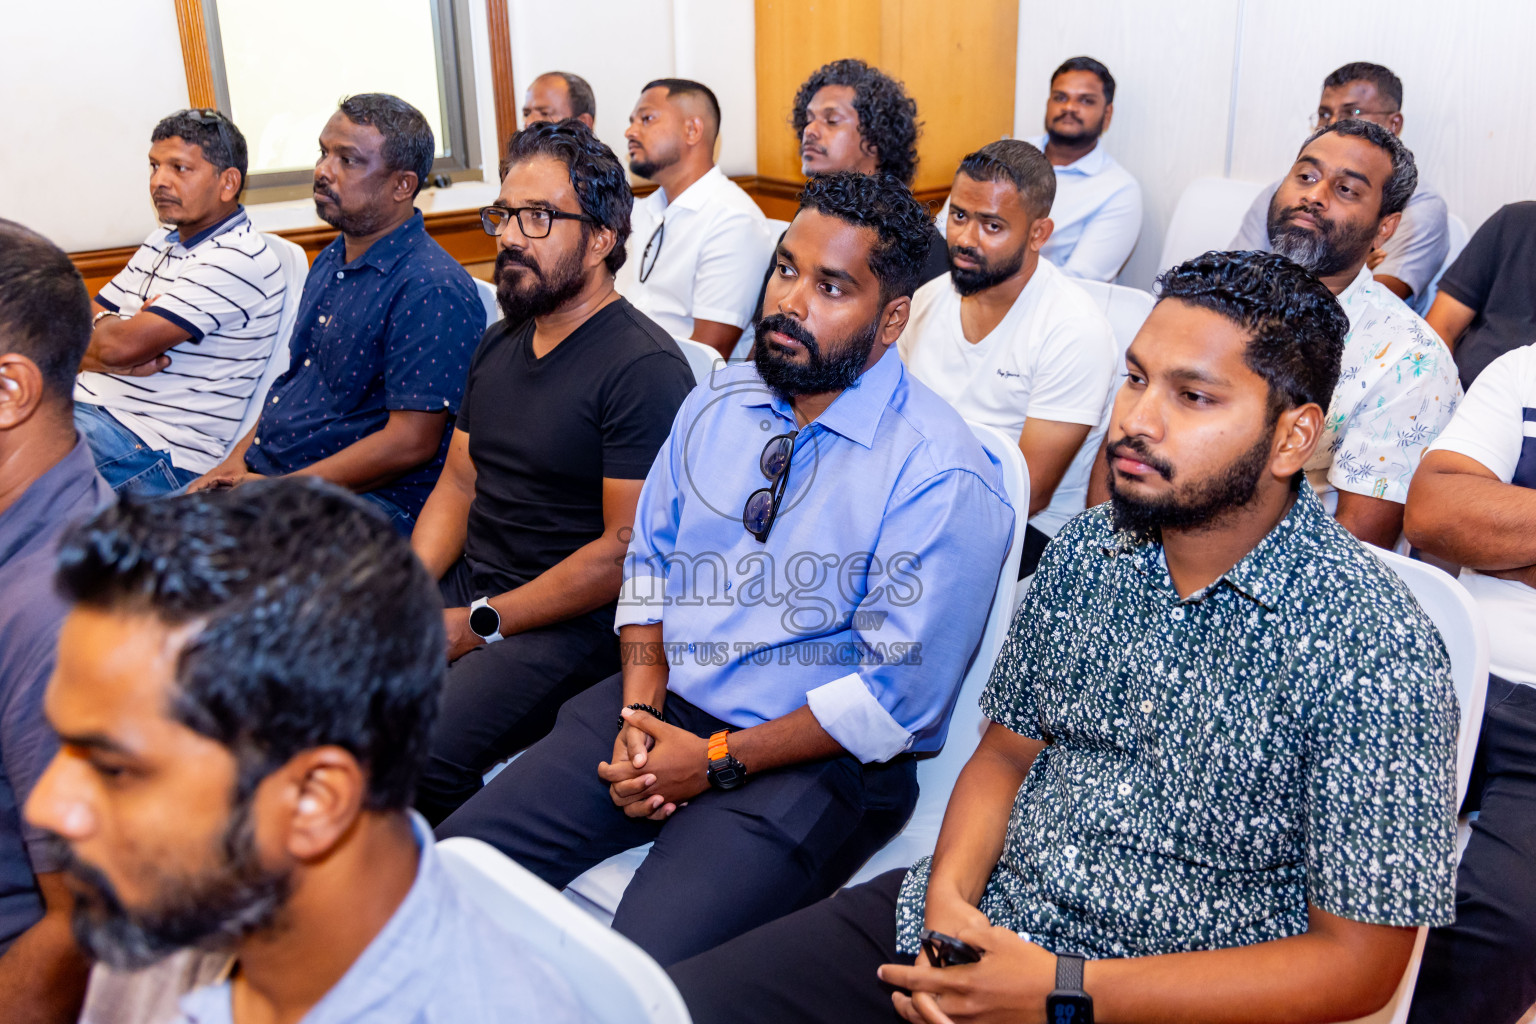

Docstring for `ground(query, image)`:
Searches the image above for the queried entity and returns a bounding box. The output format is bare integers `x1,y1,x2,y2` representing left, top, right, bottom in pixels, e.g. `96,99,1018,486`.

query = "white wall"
1014,0,1536,290
506,0,757,178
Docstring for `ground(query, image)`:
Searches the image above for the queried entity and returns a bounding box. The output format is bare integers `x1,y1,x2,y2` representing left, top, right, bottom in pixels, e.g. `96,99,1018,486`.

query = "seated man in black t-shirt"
1424,201,1536,389
411,120,695,825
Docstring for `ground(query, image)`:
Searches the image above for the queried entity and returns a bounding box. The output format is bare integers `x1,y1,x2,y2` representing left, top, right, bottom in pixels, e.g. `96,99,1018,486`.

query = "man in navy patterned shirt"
670,251,1459,1024
190,94,483,534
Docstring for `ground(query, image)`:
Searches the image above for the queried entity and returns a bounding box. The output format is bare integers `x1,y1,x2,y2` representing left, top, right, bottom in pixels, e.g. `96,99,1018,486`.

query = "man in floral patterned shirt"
669,251,1459,1024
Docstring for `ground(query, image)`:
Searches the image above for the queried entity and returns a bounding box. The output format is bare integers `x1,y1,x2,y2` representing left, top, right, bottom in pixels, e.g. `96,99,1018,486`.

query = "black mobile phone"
919,928,983,968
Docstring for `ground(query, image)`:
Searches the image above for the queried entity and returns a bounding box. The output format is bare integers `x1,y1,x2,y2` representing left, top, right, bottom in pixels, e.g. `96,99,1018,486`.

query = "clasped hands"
877,891,1058,1024
598,707,709,821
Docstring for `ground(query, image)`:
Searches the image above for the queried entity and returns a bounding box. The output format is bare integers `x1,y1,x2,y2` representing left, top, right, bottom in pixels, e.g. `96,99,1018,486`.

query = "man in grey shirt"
24,480,582,1023
1232,61,1448,309
0,219,113,1023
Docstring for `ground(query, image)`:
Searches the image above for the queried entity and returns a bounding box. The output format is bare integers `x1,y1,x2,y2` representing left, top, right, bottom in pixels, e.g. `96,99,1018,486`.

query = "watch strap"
1055,952,1086,992
707,729,732,763
469,597,504,643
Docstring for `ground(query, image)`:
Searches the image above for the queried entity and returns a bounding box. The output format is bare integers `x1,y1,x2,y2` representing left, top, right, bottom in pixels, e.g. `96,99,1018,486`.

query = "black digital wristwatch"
1046,952,1093,1023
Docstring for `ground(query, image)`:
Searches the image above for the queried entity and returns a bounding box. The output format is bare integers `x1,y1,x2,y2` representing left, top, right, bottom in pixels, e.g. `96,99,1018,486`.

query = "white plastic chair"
228,234,307,456
674,336,721,385
473,277,500,328
1339,547,1489,1024
436,837,691,1024
564,421,1030,919
1157,177,1269,274
1073,280,1156,360
1414,213,1471,315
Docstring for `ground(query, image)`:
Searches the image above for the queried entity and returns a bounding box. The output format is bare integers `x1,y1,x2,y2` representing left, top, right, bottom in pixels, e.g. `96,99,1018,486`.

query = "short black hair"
503,119,633,275
792,59,920,185
337,93,435,197
643,77,722,142
1155,250,1347,417
1051,56,1116,105
0,219,90,407
1299,119,1418,219
547,71,596,120
956,139,1056,219
55,479,445,811
795,172,932,304
151,109,249,193
1323,61,1403,110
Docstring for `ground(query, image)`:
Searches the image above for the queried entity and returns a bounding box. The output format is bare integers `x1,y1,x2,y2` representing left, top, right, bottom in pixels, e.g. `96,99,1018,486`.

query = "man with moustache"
189,94,483,535
25,480,583,1023
411,121,694,826
669,251,1458,1024
1090,120,1459,549
900,140,1116,577
1023,57,1141,282
617,79,770,359
438,172,1014,967
521,71,596,129
76,109,285,496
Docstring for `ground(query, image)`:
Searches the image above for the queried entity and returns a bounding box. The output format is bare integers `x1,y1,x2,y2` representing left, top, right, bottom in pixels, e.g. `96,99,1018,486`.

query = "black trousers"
1409,675,1536,1024
435,673,920,966
414,559,619,825
669,869,913,1024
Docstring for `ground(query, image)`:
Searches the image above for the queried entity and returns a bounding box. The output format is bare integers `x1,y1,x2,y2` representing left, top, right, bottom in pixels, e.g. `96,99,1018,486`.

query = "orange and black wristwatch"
706,729,747,790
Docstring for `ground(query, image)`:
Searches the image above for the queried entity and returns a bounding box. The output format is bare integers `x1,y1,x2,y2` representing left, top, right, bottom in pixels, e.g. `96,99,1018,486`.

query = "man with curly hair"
752,60,948,327
670,249,1458,1024
439,172,1014,967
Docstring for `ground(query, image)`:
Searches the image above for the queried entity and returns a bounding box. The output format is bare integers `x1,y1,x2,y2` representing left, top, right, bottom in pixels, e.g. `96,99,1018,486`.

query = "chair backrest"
230,234,307,454
1157,177,1269,275
473,277,500,328
674,336,721,385
1072,280,1156,360
851,421,1031,881
1414,212,1471,315
763,217,792,245
437,837,692,1024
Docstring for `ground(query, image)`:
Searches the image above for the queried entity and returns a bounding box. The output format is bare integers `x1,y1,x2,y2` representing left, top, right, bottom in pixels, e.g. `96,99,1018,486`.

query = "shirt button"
253,437,261,445
318,315,327,324
1117,782,1132,797
335,271,344,280
271,396,279,404
1139,700,1154,714
304,358,312,366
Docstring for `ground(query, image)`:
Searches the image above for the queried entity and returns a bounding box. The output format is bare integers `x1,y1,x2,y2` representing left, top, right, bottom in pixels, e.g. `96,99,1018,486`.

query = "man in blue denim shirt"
440,173,1015,966
191,95,483,533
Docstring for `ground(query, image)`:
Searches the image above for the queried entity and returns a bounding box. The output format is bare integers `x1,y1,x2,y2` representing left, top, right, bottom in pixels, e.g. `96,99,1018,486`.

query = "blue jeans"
354,489,416,537
75,403,200,498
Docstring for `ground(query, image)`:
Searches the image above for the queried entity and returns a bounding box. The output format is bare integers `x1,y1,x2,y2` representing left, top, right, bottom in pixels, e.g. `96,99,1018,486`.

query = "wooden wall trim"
174,0,217,109
485,0,517,160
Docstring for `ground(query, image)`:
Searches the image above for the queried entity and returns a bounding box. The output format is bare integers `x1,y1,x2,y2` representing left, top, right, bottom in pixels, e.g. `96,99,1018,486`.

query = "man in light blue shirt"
24,480,581,1023
1026,56,1143,281
439,172,1015,966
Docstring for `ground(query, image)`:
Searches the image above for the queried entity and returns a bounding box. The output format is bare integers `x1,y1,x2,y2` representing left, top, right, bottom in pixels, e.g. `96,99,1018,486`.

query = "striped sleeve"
145,243,282,342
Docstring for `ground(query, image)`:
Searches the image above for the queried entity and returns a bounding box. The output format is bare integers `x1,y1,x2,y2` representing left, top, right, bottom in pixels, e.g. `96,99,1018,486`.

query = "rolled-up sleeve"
806,467,1014,761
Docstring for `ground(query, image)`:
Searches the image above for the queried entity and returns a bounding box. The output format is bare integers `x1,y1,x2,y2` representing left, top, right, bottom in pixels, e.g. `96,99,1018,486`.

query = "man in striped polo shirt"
76,109,286,496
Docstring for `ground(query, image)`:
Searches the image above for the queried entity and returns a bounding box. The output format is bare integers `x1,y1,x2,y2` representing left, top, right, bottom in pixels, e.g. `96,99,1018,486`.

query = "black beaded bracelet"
617,702,664,732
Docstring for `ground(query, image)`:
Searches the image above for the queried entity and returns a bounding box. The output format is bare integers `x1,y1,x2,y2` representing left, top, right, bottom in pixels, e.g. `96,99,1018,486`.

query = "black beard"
1265,197,1378,278
1106,430,1274,543
628,157,666,179
494,241,586,324
314,188,391,238
57,798,290,970
752,312,881,401
948,243,1027,297
1045,115,1104,148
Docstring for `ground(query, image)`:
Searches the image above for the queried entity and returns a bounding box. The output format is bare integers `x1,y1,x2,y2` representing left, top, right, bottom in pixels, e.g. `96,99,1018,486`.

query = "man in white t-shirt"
1402,342,1536,1024
76,108,286,497
900,140,1115,576
615,78,770,360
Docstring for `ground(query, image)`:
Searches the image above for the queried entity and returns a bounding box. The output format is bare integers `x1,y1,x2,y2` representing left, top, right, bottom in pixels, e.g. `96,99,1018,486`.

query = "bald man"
615,78,770,359
521,71,596,129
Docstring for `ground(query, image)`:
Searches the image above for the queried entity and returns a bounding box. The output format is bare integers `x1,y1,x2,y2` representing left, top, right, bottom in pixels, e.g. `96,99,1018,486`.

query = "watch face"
708,762,745,790
469,604,500,638
1046,994,1092,1023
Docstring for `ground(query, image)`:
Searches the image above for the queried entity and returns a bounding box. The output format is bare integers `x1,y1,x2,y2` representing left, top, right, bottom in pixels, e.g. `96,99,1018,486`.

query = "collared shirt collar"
166,206,249,249
1027,134,1109,176
1336,263,1375,305
1100,480,1330,611
737,345,902,449
0,437,102,570
322,209,427,274
661,165,726,214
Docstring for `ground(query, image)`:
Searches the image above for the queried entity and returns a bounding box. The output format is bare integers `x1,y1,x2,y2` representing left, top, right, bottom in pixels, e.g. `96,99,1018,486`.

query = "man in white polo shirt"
616,79,769,359
900,140,1115,576
1403,342,1536,1024
76,108,286,497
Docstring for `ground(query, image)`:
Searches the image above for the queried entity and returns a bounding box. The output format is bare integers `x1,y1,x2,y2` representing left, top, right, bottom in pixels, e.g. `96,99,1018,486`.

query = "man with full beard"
410,120,694,826
25,480,582,1022
438,172,1014,967
668,251,1458,1024
900,140,1116,577
189,94,483,536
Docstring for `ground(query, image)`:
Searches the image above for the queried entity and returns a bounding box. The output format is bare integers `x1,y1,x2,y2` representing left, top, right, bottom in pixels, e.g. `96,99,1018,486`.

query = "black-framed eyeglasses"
479,205,595,239
742,431,798,543
1310,107,1397,130
639,219,666,282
